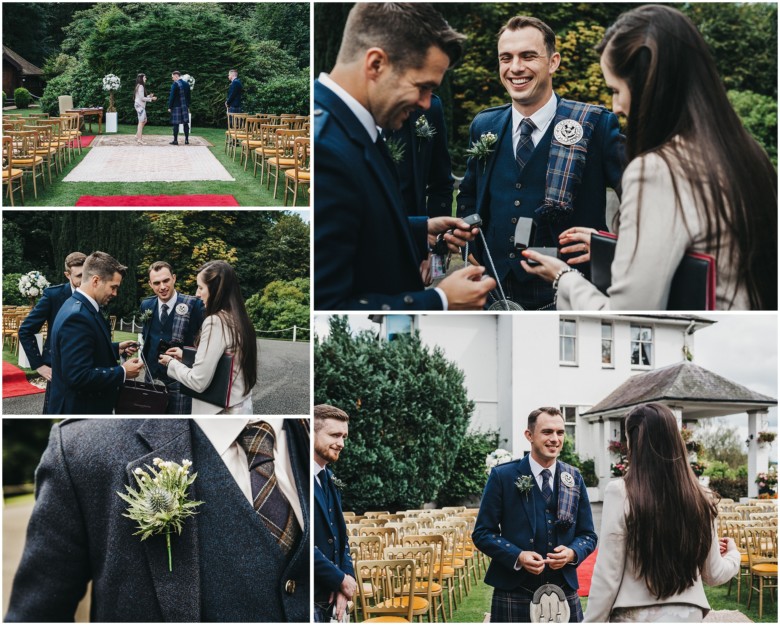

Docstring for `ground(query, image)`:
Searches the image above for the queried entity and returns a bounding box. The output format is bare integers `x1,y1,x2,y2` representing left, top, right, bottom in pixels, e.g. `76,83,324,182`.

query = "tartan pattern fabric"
238,422,301,554
540,469,553,504
169,294,198,346
539,100,604,222
556,462,581,530
165,380,191,415
491,587,583,623
514,118,536,170
170,80,190,125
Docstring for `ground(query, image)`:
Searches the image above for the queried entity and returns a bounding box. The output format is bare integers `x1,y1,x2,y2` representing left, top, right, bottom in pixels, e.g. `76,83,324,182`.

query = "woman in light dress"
133,73,157,144
583,403,740,622
523,5,777,310
158,260,257,414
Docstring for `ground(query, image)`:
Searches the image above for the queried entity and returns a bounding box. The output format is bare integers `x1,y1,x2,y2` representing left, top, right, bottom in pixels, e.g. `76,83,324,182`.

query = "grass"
4,107,309,207
3,492,35,505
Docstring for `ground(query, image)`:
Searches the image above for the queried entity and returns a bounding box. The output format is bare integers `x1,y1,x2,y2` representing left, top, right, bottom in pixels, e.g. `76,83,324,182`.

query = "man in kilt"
167,70,191,145
140,261,204,413
473,407,596,622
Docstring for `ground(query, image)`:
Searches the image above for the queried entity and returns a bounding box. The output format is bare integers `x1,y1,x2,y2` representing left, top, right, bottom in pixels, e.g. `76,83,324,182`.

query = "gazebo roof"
583,360,777,420
3,46,43,76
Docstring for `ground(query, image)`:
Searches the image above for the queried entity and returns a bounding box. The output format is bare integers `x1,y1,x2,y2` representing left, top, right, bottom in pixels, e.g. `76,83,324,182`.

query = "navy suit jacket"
48,291,124,415
387,95,454,217
226,78,243,109
140,293,204,377
314,466,354,602
18,283,72,370
472,455,597,592
6,418,311,622
313,79,442,311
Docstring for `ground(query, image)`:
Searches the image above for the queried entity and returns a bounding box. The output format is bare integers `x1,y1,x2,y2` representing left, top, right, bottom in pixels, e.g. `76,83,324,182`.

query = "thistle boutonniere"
138,308,153,325
118,458,204,572
515,475,534,500
415,114,437,150
331,475,346,491
466,131,498,173
385,135,405,164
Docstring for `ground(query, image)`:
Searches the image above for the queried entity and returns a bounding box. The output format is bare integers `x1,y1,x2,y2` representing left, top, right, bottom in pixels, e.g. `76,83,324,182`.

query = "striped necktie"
515,118,536,170
239,422,301,554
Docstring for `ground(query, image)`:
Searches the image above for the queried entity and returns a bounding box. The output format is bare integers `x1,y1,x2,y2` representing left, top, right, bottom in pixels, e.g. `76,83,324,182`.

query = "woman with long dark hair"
523,4,777,310
133,73,157,144
584,403,739,622
159,260,257,414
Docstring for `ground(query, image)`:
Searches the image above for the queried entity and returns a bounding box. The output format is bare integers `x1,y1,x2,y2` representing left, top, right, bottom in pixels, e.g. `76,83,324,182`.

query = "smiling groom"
472,407,596,622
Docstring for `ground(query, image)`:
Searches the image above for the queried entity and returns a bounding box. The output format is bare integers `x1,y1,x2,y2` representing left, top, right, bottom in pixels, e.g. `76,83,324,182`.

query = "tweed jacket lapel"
127,419,201,622
516,455,537,537
477,107,513,212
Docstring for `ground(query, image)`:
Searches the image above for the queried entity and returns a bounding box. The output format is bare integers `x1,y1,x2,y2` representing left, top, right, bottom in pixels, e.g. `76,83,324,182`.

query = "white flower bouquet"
486,448,513,474
18,271,50,299
180,74,195,91
102,74,121,91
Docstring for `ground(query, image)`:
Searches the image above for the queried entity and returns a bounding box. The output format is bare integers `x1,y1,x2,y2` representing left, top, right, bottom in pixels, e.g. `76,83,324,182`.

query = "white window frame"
601,321,614,368
630,323,654,368
559,318,578,366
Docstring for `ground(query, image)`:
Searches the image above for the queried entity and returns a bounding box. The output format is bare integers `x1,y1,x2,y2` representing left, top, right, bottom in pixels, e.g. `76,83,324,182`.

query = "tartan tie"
239,422,301,554
515,118,536,170
540,469,553,504
160,303,169,326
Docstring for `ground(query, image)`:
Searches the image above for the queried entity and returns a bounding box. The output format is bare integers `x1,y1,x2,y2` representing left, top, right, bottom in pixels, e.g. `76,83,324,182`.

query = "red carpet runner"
2,361,45,398
79,136,96,147
577,549,598,597
75,194,240,206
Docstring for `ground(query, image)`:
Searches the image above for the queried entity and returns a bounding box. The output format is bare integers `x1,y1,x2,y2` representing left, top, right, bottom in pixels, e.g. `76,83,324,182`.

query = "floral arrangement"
756,467,778,490
18,271,50,300
757,431,776,445
466,131,498,172
117,458,204,572
515,475,534,499
607,440,627,456
486,448,513,474
181,74,195,91
331,475,346,491
415,115,437,148
610,461,627,477
102,73,121,112
138,308,153,325
385,136,405,164
689,461,706,477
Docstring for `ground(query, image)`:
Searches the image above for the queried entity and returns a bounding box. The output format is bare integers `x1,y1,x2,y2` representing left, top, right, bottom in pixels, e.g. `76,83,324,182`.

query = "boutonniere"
415,114,437,149
515,475,534,500
331,475,346,491
118,458,204,572
138,308,153,325
466,131,498,173
385,135,405,164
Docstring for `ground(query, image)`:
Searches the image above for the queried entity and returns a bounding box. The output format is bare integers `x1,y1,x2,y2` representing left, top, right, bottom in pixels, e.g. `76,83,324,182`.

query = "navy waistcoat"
145,306,173,381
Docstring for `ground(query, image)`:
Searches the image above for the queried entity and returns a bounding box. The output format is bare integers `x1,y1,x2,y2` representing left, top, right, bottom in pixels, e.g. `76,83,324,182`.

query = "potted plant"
757,431,776,447
102,73,121,133
755,467,778,496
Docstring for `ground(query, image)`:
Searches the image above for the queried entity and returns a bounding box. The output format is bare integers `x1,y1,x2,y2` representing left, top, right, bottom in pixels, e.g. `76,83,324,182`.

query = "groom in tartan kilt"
168,70,191,145
140,261,204,413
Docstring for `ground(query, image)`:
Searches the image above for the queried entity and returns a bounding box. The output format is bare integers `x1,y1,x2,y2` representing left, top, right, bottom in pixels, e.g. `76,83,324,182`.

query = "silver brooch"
553,119,583,145
560,472,575,488
175,303,189,315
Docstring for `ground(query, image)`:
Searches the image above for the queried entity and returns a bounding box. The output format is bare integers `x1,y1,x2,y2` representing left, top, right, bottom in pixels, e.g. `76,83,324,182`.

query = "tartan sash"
555,460,581,530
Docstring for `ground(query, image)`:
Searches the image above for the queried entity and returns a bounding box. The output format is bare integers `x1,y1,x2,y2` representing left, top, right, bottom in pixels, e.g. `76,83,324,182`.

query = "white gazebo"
582,360,777,498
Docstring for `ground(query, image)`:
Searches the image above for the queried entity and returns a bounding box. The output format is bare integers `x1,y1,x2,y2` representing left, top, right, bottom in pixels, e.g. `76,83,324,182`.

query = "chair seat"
363,618,411,623
15,157,44,165
3,169,24,178
377,596,429,611
268,157,295,167
255,146,278,155
404,581,442,594
741,554,749,564
433,565,455,576
240,139,265,148
34,148,58,156
284,170,310,181
751,563,778,574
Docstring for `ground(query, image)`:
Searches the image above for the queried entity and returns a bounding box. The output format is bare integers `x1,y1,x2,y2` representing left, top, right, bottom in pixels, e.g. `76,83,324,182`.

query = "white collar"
318,72,379,142
158,291,178,314
75,287,99,312
194,418,285,457
512,91,557,137
529,454,557,480
312,457,328,477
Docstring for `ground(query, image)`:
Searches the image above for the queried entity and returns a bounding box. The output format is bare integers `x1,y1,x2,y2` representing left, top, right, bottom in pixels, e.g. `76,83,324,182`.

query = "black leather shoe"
169,141,178,145
185,140,189,145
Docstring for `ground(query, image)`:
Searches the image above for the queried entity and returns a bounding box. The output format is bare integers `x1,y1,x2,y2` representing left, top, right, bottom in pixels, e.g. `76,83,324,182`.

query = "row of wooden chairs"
2,307,37,354
718,523,777,618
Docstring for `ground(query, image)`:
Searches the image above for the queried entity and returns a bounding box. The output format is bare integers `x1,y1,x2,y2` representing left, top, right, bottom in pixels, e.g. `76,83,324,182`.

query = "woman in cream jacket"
159,260,257,414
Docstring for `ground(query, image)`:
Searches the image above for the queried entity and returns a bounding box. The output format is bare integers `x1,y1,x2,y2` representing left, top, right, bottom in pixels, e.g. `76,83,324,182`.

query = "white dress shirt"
312,457,328,489
511,92,557,154
194,418,304,530
529,454,557,491
157,291,178,321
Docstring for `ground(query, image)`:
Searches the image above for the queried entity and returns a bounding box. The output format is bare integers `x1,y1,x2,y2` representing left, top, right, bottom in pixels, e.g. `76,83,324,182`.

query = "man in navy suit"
225,68,243,113
18,252,86,414
473,407,596,622
140,261,204,414
6,417,311,622
313,404,355,623
48,251,144,415
314,2,496,311
168,70,191,145
458,16,624,309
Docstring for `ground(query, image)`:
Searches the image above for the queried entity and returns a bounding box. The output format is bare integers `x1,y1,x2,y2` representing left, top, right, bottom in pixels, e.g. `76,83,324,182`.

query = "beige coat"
166,314,252,414
583,479,740,622
557,149,749,310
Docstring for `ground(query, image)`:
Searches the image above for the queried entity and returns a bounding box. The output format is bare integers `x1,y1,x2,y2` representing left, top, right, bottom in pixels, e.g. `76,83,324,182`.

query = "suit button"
404,295,413,304
511,217,518,224
514,200,520,206
328,538,334,544
381,304,391,310
509,236,514,243
313,109,323,116
516,183,522,189
359,299,369,305
509,253,516,259
285,580,296,594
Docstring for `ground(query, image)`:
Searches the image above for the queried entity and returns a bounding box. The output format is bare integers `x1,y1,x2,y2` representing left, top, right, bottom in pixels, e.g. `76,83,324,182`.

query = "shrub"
2,274,27,305
246,278,310,341
709,476,748,501
437,430,501,507
248,70,309,116
14,88,31,109
703,460,738,480
2,90,6,102
728,89,778,166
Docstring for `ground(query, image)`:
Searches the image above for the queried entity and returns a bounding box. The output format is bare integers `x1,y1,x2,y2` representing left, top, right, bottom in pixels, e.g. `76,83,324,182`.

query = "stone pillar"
747,410,769,498
668,405,683,429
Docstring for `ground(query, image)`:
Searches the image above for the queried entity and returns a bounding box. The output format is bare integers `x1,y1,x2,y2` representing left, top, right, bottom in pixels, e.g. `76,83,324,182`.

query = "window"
601,322,613,365
386,315,414,341
561,405,577,444
630,324,653,366
559,319,577,364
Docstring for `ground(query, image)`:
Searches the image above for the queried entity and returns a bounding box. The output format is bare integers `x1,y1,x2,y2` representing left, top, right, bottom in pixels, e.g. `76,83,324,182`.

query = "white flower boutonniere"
385,135,406,164
466,131,498,173
138,308,153,325
118,458,204,572
331,475,346,491
415,114,437,150
515,475,534,500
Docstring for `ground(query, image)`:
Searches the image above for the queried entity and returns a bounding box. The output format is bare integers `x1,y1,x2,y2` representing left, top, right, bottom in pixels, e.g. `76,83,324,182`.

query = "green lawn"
4,107,308,207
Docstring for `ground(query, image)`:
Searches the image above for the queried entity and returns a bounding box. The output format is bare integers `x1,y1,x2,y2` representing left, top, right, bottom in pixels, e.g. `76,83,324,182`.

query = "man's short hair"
527,406,563,432
337,3,466,71
82,251,127,282
314,404,350,431
64,252,87,271
498,16,557,57
229,68,237,75
172,70,181,77
148,261,174,276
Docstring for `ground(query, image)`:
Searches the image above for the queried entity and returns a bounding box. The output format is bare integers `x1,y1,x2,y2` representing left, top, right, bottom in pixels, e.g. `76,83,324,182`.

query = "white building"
364,313,776,500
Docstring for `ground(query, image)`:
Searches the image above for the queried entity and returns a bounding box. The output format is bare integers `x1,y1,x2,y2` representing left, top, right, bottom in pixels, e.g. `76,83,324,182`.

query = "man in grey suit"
6,418,311,622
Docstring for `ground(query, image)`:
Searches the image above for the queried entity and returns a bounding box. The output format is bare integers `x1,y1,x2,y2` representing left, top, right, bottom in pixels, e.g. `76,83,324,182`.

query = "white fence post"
293,325,297,342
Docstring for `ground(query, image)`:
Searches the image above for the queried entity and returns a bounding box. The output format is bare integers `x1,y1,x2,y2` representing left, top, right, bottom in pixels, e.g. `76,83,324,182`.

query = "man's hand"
420,257,433,286
517,550,546,575
334,592,350,622
339,574,357,600
438,265,496,310
122,358,144,379
546,546,575,570
119,340,138,357
36,365,53,381
427,216,480,253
